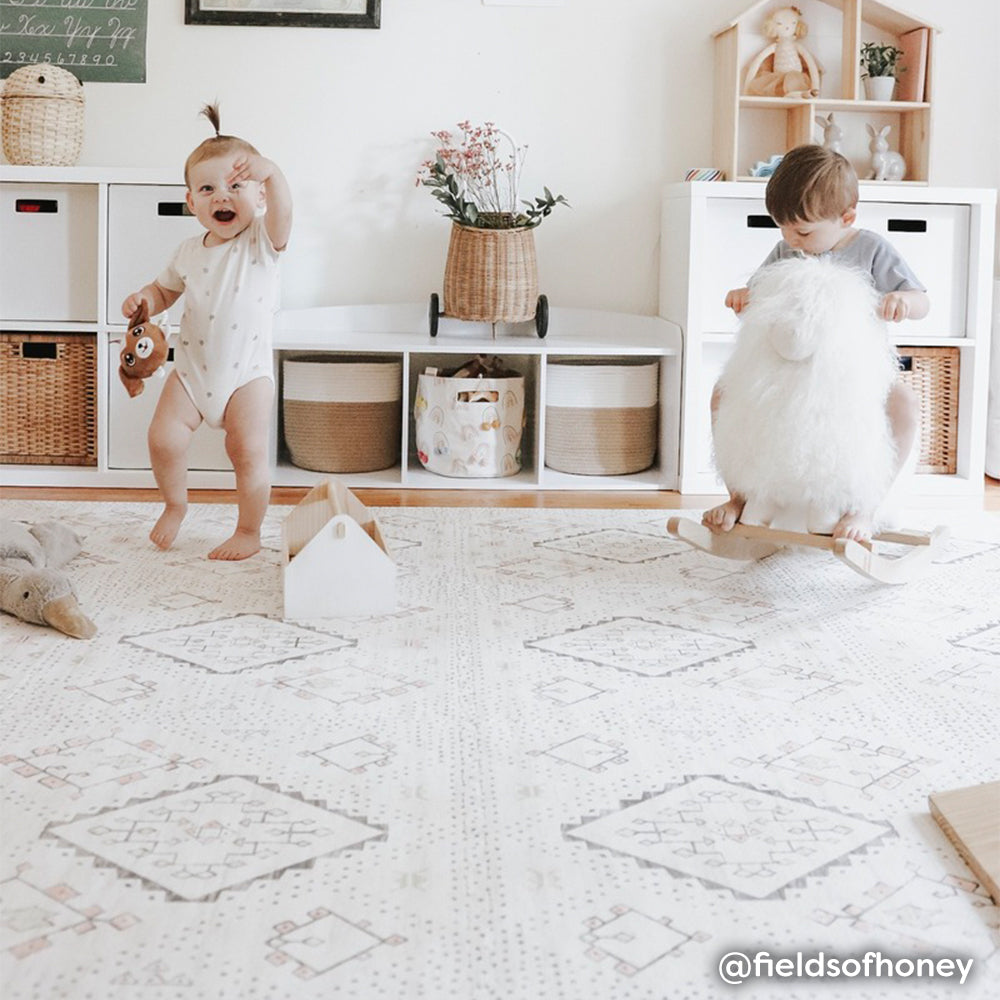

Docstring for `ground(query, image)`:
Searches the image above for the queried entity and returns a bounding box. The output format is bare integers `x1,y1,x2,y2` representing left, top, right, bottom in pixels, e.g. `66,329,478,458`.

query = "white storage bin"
283,357,402,473
106,184,202,324
545,360,659,475
106,341,230,470
855,201,969,337
700,198,782,333
414,372,524,478
0,182,98,322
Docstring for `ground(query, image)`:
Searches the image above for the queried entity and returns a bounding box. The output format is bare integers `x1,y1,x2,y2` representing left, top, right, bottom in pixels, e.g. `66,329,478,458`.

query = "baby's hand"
121,292,148,320
881,292,910,322
726,287,750,313
227,154,276,187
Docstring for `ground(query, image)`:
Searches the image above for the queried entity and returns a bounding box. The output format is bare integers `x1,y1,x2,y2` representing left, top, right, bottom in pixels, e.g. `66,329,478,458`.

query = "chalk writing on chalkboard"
0,0,148,83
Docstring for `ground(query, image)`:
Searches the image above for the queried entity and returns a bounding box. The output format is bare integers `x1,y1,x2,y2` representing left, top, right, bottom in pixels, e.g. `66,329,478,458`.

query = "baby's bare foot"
208,528,261,561
833,511,873,543
150,505,186,550
702,496,746,534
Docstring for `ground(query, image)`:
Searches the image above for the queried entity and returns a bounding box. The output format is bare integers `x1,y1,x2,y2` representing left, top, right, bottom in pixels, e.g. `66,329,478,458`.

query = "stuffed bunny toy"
119,302,169,398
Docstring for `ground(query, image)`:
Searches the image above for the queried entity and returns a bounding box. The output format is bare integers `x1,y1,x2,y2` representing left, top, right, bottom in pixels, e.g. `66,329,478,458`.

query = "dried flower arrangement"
417,121,568,230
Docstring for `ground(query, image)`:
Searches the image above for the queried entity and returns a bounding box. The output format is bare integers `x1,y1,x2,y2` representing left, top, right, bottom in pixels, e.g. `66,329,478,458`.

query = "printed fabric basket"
1,65,85,167
283,357,402,473
545,360,659,475
415,372,525,478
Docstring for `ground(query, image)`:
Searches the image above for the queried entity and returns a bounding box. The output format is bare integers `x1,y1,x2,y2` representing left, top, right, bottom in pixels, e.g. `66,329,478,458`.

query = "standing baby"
122,104,292,559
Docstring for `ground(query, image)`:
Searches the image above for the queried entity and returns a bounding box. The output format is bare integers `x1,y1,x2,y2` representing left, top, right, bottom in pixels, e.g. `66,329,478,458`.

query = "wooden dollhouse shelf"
714,0,938,182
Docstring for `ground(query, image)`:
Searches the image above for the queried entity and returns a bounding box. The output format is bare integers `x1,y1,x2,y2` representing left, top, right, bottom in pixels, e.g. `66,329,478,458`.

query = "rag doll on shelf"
744,5,822,99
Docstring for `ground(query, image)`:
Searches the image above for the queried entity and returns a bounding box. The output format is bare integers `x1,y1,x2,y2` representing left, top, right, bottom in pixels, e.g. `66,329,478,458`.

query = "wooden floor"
4,479,999,511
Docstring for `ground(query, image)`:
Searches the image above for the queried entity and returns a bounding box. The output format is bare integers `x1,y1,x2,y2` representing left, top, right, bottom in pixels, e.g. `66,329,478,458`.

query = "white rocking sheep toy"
713,256,898,533
667,256,947,583
867,124,906,181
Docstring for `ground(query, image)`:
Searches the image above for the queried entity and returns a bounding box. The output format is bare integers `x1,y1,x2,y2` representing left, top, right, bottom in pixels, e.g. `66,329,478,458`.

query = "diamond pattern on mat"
123,614,355,672
536,529,687,564
46,776,385,901
527,617,751,675
565,775,893,899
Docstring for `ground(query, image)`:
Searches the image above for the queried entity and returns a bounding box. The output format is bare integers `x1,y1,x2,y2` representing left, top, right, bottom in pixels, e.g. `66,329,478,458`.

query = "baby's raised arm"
227,154,293,252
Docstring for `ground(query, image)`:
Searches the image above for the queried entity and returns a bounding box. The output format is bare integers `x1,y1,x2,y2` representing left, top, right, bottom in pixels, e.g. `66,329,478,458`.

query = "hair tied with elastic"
200,102,222,137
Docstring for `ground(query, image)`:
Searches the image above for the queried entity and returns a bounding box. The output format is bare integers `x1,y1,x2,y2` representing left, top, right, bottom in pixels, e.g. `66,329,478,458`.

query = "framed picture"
185,1,380,29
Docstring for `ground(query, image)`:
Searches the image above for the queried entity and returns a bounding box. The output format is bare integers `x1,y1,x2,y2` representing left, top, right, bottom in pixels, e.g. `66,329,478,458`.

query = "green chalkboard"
1,0,147,83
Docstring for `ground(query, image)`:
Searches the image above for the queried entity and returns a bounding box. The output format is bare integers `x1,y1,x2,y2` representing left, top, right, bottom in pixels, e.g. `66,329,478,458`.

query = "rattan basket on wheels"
1,65,84,166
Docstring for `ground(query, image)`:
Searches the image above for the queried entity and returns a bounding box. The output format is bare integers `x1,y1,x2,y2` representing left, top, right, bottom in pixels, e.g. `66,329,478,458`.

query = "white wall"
65,0,1000,314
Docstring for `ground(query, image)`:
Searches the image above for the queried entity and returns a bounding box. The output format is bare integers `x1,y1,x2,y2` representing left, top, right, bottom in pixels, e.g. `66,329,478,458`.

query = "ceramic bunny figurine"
815,113,843,154
867,124,905,181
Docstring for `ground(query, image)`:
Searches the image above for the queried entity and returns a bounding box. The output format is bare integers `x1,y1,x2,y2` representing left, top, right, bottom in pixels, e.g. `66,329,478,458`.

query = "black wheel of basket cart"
535,294,549,338
428,293,440,337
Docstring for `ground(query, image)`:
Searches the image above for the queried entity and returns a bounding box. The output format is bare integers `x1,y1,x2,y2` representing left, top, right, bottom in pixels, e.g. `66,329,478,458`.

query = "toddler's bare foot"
833,511,873,543
208,528,261,561
702,496,746,534
150,504,187,550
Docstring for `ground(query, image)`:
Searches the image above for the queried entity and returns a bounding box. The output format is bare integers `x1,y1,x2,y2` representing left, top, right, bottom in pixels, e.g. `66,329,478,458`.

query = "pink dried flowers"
417,120,568,230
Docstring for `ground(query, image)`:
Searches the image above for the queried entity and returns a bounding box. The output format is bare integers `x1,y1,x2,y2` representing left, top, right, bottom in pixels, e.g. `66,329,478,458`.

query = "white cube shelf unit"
0,164,681,490
274,305,681,491
659,180,996,496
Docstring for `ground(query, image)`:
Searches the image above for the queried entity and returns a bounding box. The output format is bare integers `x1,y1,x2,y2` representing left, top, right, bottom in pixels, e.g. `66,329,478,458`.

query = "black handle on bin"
20,342,59,359
887,219,927,233
15,199,58,214
158,202,193,217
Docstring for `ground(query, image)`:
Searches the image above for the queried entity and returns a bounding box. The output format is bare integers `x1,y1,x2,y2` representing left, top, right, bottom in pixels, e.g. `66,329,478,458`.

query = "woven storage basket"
1,333,97,465
443,222,538,323
1,65,84,167
897,346,959,475
283,357,402,473
545,360,659,475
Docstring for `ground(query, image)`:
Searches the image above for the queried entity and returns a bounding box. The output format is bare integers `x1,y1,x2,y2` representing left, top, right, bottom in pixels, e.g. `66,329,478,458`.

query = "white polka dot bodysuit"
157,215,280,428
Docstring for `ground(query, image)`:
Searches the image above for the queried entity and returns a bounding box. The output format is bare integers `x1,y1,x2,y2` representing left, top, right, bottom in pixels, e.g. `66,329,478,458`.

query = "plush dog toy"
712,256,900,533
0,520,96,639
119,302,169,397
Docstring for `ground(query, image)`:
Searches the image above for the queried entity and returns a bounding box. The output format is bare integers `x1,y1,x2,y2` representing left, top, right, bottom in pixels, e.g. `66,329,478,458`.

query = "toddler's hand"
121,292,148,320
881,292,910,322
227,154,275,187
726,287,750,314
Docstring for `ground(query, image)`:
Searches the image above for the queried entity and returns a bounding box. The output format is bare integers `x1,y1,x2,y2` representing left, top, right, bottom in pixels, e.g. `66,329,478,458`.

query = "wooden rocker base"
666,517,949,585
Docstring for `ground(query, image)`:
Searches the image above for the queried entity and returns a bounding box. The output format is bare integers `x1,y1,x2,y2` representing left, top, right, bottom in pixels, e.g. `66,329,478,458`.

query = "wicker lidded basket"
545,360,659,476
897,346,959,475
283,357,402,473
2,65,85,166
443,222,538,323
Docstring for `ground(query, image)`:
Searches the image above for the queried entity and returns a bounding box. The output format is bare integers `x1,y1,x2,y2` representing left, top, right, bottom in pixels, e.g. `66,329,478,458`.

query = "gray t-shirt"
760,228,925,294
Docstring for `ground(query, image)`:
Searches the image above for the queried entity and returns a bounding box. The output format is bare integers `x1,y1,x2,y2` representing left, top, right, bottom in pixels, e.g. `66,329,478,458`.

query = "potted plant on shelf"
417,121,568,336
860,42,904,101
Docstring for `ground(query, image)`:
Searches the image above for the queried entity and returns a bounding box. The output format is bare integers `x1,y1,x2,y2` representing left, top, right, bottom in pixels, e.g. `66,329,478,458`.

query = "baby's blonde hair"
183,103,259,187
764,144,858,225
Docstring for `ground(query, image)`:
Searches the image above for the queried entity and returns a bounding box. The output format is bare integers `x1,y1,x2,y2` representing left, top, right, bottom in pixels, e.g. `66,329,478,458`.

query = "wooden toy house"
713,0,938,182
282,477,395,619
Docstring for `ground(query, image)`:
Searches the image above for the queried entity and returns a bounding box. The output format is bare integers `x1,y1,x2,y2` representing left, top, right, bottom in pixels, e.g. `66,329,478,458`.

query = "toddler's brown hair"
764,144,858,225
184,104,260,187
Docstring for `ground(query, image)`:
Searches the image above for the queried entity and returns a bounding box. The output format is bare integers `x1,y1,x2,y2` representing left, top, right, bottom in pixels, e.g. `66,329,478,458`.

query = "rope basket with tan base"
545,360,659,476
282,357,402,473
897,346,959,475
1,65,85,166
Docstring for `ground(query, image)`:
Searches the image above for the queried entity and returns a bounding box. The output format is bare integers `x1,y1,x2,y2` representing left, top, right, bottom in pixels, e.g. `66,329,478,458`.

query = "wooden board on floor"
929,781,1000,904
